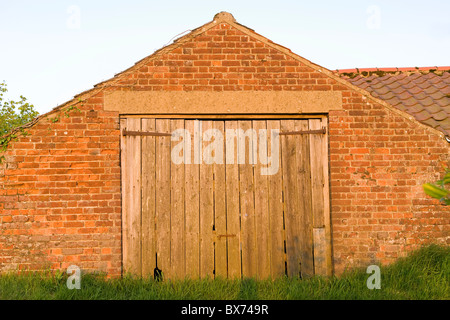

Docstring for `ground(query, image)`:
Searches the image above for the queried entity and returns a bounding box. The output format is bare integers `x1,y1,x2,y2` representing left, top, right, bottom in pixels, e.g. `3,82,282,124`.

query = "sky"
1,0,449,114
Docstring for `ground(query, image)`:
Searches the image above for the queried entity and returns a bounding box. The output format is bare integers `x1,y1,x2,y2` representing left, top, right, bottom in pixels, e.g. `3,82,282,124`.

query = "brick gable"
112,23,321,92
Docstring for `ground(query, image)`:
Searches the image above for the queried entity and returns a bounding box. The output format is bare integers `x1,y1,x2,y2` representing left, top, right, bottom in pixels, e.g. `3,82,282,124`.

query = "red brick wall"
0,96,122,276
1,22,448,276
329,93,450,274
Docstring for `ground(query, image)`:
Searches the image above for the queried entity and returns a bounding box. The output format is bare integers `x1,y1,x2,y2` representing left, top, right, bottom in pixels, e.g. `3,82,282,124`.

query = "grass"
0,245,448,300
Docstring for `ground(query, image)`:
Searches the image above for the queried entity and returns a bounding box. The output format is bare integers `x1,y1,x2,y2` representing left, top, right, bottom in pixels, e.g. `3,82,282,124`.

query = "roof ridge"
336,66,450,78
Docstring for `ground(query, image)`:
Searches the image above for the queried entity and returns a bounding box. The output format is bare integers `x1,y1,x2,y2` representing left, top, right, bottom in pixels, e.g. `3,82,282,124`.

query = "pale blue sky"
1,0,449,114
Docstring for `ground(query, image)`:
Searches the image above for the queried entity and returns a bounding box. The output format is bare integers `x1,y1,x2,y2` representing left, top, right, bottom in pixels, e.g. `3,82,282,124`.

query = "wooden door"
120,117,331,279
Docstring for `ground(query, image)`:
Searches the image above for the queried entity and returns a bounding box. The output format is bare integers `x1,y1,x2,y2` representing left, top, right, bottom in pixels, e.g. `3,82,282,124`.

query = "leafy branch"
0,82,39,136
46,100,82,125
0,82,39,163
423,167,450,205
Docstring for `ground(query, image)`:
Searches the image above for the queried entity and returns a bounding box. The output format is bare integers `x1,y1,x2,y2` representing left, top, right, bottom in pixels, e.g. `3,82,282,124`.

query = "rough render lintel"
104,91,343,115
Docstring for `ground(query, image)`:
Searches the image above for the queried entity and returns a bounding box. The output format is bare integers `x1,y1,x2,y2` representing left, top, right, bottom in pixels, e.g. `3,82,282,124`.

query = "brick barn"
1,12,449,279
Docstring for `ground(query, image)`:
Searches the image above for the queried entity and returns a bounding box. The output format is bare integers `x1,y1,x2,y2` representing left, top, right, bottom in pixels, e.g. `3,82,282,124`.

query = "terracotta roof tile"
423,87,440,96
433,110,448,121
426,104,444,114
422,117,440,129
336,67,450,136
434,81,448,90
436,98,449,108
442,72,450,80
415,109,433,121
409,104,425,113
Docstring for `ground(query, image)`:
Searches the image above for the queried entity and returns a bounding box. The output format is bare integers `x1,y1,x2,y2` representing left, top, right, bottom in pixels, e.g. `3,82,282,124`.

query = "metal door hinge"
217,234,237,240
122,129,172,137
279,128,326,135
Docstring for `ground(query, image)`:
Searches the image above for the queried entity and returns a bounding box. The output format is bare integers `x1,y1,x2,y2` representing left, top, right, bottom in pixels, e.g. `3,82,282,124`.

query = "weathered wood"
310,118,331,276
309,119,325,229
253,120,271,279
320,117,332,276
266,120,286,278
199,121,215,278
141,118,157,278
122,117,331,279
213,121,228,278
225,120,242,279
281,119,301,277
313,228,327,276
184,120,200,279
238,120,257,278
155,119,171,279
295,120,314,278
123,118,142,276
170,119,186,279
120,119,129,274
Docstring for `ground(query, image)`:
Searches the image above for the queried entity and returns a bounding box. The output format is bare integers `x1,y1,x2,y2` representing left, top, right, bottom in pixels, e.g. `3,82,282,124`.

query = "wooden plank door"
120,117,331,279
120,118,142,277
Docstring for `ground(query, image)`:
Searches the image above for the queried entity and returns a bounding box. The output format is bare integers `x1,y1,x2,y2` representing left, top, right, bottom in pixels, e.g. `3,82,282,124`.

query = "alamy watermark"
66,265,81,290
366,5,381,30
66,5,81,30
366,265,381,289
170,121,280,175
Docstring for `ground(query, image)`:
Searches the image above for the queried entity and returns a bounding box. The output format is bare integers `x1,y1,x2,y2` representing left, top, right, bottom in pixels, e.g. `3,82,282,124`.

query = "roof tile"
415,109,433,121
433,110,448,121
337,68,450,136
422,117,440,129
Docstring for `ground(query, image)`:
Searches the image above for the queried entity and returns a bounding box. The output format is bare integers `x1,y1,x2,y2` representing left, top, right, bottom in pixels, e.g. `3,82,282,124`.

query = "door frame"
119,114,333,278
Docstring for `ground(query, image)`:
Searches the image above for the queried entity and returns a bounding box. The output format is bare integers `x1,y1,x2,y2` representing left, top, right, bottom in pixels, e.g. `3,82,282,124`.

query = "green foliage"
0,82,39,163
0,245,448,300
0,82,80,163
63,103,81,118
423,167,450,205
45,99,82,125
0,82,39,137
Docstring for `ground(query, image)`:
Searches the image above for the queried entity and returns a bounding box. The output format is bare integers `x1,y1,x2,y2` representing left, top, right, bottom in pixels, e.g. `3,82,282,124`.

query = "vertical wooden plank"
321,117,332,276
309,119,325,229
184,120,200,279
295,120,314,278
309,118,330,276
313,228,327,276
120,118,129,274
213,121,228,278
122,118,142,276
266,120,285,278
170,119,186,279
199,120,215,278
253,120,271,279
155,119,171,279
225,120,241,279
141,118,156,279
238,120,257,278
281,119,301,277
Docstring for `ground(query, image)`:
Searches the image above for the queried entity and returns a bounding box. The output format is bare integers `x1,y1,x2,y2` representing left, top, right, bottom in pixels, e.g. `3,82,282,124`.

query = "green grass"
0,245,448,300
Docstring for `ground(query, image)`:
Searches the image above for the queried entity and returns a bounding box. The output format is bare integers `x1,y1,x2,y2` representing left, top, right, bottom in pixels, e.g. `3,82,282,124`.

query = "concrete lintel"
104,91,342,114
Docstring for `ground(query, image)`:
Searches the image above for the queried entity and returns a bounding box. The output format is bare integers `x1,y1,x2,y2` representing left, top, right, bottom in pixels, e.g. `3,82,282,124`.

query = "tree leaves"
0,81,39,137
423,168,450,205
0,81,39,163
